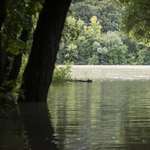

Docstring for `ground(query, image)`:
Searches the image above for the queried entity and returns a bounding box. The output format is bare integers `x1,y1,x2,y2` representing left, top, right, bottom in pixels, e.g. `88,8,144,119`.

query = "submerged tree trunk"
19,102,58,149
19,0,72,102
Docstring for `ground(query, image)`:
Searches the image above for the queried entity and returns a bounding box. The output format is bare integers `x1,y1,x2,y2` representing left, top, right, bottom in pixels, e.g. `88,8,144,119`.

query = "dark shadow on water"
0,100,58,150
0,101,28,150
18,102,58,150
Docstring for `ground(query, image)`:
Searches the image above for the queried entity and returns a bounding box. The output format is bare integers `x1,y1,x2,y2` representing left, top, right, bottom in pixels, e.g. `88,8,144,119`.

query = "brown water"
1,65,150,150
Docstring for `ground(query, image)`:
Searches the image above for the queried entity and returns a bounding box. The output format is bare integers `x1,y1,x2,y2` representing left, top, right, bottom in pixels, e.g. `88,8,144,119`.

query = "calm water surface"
1,65,150,150
48,65,150,150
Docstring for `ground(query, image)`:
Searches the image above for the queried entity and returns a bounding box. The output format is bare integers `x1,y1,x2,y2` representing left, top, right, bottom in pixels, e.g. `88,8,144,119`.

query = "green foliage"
88,54,99,65
70,0,121,33
136,44,150,65
58,1,150,65
58,15,103,64
105,45,128,64
61,15,83,43
84,16,102,41
112,0,150,44
0,0,43,99
59,14,132,65
0,79,25,100
52,62,74,83
0,54,28,100
102,31,123,51
2,0,43,54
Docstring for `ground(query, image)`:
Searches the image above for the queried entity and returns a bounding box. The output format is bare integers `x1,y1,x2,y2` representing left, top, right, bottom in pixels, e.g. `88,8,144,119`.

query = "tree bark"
19,0,72,102
7,30,30,91
0,0,6,86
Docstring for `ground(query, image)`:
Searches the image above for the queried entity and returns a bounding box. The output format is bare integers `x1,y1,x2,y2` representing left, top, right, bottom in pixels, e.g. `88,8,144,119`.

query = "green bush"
52,62,73,83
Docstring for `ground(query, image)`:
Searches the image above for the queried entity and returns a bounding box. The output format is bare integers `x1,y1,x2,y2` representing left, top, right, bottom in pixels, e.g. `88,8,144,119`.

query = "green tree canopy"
102,31,123,51
112,0,150,44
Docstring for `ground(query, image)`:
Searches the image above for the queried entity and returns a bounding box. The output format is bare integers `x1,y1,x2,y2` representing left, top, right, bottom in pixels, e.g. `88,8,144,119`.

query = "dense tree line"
57,0,150,65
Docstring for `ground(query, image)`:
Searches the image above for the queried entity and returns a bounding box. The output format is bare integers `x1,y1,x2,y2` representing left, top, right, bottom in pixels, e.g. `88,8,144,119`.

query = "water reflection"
0,101,58,150
0,103,28,150
18,102,58,150
48,80,150,150
1,66,150,150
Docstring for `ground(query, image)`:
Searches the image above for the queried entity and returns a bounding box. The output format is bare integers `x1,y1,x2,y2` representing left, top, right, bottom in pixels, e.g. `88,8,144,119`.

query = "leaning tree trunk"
19,0,72,102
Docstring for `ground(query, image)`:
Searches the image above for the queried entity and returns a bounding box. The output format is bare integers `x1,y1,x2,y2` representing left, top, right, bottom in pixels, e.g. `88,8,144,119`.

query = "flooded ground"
1,65,150,150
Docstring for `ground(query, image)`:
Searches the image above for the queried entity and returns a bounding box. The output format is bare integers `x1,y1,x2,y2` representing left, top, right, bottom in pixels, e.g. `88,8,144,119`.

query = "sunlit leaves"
7,39,26,55
65,43,78,59
52,62,73,83
84,16,102,41
62,15,83,43
99,47,108,54
93,41,101,50
67,43,77,51
102,31,123,50
71,0,121,33
97,48,102,53
58,0,150,65
93,41,108,54
78,36,85,41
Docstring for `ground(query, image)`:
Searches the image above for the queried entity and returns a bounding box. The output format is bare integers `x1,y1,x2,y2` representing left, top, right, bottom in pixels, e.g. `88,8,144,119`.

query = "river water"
70,65,150,81
1,65,150,150
48,65,150,150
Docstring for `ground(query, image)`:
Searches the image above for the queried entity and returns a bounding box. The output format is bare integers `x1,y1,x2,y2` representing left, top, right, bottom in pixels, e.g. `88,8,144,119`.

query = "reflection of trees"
123,81,150,150
0,103,28,149
19,102,58,150
48,84,81,150
48,82,103,149
0,91,59,150
48,80,150,150
98,80,128,149
99,80,150,149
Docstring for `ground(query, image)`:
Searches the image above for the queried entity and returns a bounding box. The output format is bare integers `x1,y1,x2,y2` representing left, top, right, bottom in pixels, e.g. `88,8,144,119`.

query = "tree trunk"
19,0,72,102
0,0,6,86
7,29,30,91
7,54,22,81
